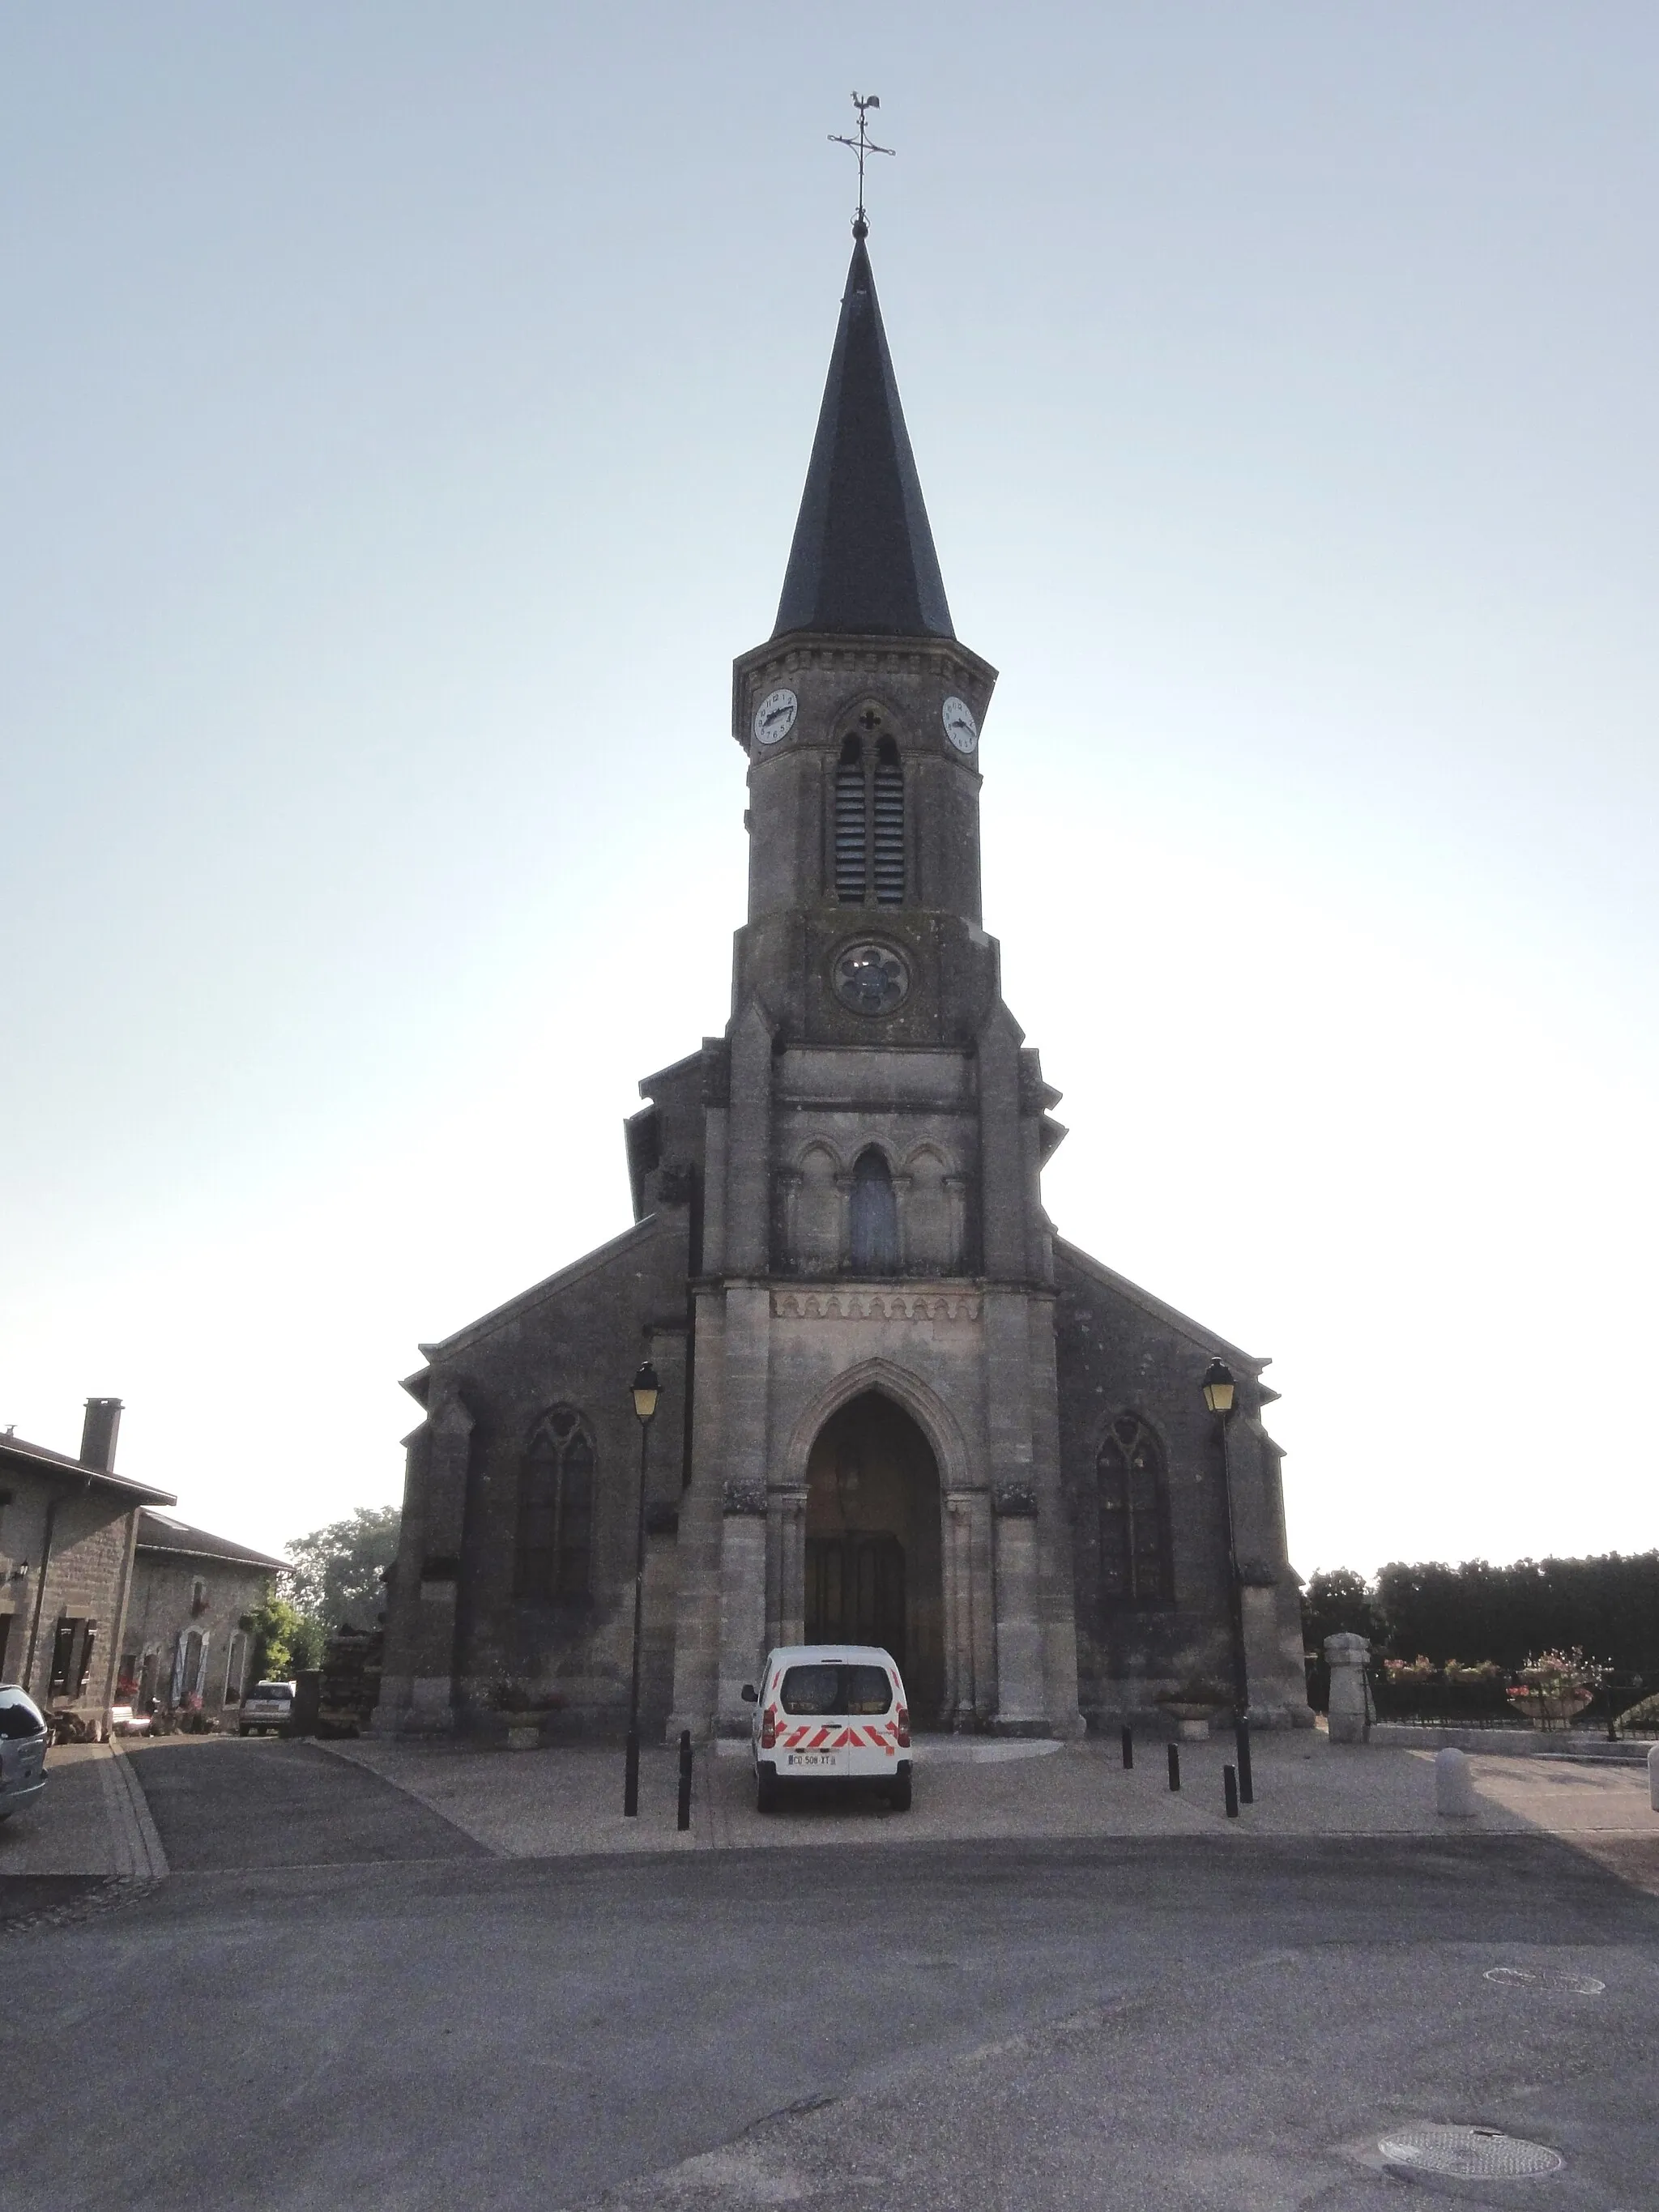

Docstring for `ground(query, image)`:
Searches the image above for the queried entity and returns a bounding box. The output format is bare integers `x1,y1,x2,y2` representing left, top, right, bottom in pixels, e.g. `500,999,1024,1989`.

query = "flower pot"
1508,1689,1593,1729
1161,1702,1219,1741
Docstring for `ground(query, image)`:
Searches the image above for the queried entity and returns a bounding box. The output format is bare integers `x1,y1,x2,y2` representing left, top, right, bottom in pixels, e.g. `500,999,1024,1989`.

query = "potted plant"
488,1676,565,1750
1506,1649,1601,1730
1156,1678,1230,1741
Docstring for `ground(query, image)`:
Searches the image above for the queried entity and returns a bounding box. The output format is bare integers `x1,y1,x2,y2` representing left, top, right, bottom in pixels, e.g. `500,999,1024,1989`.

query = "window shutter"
872,748,905,905
834,748,867,903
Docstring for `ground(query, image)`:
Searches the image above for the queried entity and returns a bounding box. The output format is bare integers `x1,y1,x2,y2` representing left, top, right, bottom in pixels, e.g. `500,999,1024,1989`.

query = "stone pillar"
991,1485,1047,1734
384,1387,472,1733
1324,1631,1371,1744
667,1285,727,1743
717,1481,768,1735
940,1488,996,1730
770,1484,808,1651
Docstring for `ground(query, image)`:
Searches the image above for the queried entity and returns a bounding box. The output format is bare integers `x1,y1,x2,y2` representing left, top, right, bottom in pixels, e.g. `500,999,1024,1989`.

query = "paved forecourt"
322,1727,1659,1877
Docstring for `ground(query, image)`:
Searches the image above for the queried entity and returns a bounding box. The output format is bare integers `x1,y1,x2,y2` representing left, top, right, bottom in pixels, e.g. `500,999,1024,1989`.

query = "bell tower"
732,236,1002,1050
671,215,1081,1742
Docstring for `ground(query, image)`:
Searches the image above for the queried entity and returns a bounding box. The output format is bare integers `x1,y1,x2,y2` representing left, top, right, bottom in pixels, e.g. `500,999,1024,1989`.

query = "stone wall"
122,1550,272,1719
0,1469,138,1725
377,1211,693,1738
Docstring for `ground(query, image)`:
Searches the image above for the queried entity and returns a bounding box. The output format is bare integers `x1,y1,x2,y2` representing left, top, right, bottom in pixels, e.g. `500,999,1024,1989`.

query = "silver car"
237,1681,295,1736
0,1686,49,1821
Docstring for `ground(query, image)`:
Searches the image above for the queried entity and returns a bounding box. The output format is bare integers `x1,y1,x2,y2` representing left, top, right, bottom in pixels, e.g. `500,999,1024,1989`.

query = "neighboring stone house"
122,1514,288,1723
0,1400,175,1733
376,224,1312,1745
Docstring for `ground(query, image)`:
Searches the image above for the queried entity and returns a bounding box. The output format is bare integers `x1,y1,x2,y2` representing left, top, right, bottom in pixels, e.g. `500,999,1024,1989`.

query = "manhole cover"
1485,1965,1606,1995
1379,2125,1563,2180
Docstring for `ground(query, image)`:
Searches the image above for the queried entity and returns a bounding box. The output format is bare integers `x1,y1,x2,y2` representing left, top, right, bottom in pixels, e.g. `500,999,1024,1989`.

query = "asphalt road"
2,1740,1654,2212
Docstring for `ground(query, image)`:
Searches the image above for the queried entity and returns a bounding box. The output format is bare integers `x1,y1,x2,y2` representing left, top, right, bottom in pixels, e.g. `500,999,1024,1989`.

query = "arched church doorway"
804,1392,944,1720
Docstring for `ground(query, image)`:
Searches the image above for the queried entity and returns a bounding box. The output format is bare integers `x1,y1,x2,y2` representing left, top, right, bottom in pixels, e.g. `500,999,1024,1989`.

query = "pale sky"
3,5,1655,1579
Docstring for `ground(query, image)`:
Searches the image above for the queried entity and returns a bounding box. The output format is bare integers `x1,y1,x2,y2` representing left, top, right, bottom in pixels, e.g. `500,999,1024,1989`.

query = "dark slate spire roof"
772,237,954,641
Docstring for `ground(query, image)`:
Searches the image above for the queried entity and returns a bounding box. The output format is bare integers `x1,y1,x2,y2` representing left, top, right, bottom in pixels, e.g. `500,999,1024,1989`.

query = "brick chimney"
79,1397,123,1472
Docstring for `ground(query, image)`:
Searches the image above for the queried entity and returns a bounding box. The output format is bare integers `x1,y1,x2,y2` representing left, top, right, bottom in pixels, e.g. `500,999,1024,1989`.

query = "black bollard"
1166,1742,1180,1791
1235,1717,1254,1806
676,1728,693,1832
1223,1763,1239,1818
1121,1725,1133,1771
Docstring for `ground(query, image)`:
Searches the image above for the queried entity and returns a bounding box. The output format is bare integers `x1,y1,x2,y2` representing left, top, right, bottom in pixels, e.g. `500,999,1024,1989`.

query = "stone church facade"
375,231,1311,1744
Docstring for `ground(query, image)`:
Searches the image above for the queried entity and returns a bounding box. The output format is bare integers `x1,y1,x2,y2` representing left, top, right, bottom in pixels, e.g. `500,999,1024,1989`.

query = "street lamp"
623,1359,659,1818
1202,1356,1253,1806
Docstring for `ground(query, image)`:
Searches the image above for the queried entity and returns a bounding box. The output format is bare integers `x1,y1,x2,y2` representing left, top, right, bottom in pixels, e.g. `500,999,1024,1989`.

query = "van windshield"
778,1664,892,1716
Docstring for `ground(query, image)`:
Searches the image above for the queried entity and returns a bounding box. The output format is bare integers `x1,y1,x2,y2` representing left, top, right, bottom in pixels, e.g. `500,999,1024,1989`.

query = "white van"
742,1643,912,1813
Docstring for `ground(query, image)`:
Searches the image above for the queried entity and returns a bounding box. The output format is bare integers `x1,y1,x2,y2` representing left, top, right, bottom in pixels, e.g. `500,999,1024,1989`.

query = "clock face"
753,688,799,747
941,695,979,753
833,940,911,1017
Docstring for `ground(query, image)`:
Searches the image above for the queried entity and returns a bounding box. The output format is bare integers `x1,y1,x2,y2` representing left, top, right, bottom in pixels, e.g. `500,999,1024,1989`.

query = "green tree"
1300,1568,1385,1656
248,1590,326,1679
283,1504,400,1632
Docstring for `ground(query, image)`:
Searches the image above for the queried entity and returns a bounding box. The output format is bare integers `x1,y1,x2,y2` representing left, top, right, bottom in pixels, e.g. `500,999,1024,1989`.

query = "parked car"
743,1643,911,1813
0,1686,49,1821
237,1681,296,1736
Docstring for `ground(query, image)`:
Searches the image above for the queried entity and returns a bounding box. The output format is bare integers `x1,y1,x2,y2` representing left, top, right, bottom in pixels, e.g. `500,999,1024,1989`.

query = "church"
374,221,1311,1745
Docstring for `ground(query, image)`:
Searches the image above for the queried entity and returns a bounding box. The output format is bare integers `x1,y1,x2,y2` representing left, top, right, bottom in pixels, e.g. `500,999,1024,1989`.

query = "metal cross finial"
829,92,894,240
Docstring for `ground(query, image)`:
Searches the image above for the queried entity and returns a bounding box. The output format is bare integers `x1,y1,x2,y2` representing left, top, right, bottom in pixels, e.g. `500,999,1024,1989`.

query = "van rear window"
778,1664,892,1716
0,1688,46,1740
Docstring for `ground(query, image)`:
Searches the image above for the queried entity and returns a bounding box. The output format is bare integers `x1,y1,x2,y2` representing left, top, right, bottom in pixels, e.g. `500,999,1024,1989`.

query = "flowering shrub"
1369,1656,1512,1723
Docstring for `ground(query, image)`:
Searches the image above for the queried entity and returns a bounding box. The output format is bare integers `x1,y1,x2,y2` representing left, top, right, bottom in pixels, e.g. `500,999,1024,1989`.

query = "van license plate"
787,1753,835,1769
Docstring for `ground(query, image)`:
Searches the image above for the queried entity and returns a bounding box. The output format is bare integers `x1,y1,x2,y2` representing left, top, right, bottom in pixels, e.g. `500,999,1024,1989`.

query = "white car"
743,1643,911,1813
237,1681,296,1736
0,1686,49,1821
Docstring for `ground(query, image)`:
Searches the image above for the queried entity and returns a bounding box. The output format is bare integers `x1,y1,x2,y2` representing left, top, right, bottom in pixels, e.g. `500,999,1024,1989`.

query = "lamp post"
1202,1356,1253,1806
623,1359,659,1817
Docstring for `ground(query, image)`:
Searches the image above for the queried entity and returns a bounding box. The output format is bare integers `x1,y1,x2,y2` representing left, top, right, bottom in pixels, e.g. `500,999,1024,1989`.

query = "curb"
103,1741,170,1882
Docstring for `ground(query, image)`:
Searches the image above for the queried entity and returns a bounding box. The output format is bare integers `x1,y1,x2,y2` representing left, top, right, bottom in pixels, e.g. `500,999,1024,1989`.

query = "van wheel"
238,1726,250,1737
756,1770,781,1814
889,1772,912,1812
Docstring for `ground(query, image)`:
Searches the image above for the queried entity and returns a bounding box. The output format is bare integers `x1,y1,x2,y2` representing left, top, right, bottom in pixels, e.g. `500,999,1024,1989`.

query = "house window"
190,1578,208,1615
223,1631,248,1707
849,1149,899,1275
517,1407,597,1602
1097,1414,1173,1605
49,1617,98,1698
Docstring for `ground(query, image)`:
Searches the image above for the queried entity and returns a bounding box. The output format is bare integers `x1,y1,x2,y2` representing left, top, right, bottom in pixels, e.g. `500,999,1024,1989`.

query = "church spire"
771,236,955,642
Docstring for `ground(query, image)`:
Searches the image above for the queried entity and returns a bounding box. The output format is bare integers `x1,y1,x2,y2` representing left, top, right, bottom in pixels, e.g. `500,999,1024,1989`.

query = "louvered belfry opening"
872,737,905,904
834,735,868,902
832,731,906,907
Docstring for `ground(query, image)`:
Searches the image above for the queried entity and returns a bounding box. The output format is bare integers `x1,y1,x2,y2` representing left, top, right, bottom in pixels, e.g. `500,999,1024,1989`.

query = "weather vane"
830,92,894,240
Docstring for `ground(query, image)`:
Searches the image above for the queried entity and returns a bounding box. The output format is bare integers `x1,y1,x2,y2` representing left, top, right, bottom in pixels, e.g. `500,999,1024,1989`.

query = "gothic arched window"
849,1148,899,1275
518,1406,596,1602
1097,1413,1172,1606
